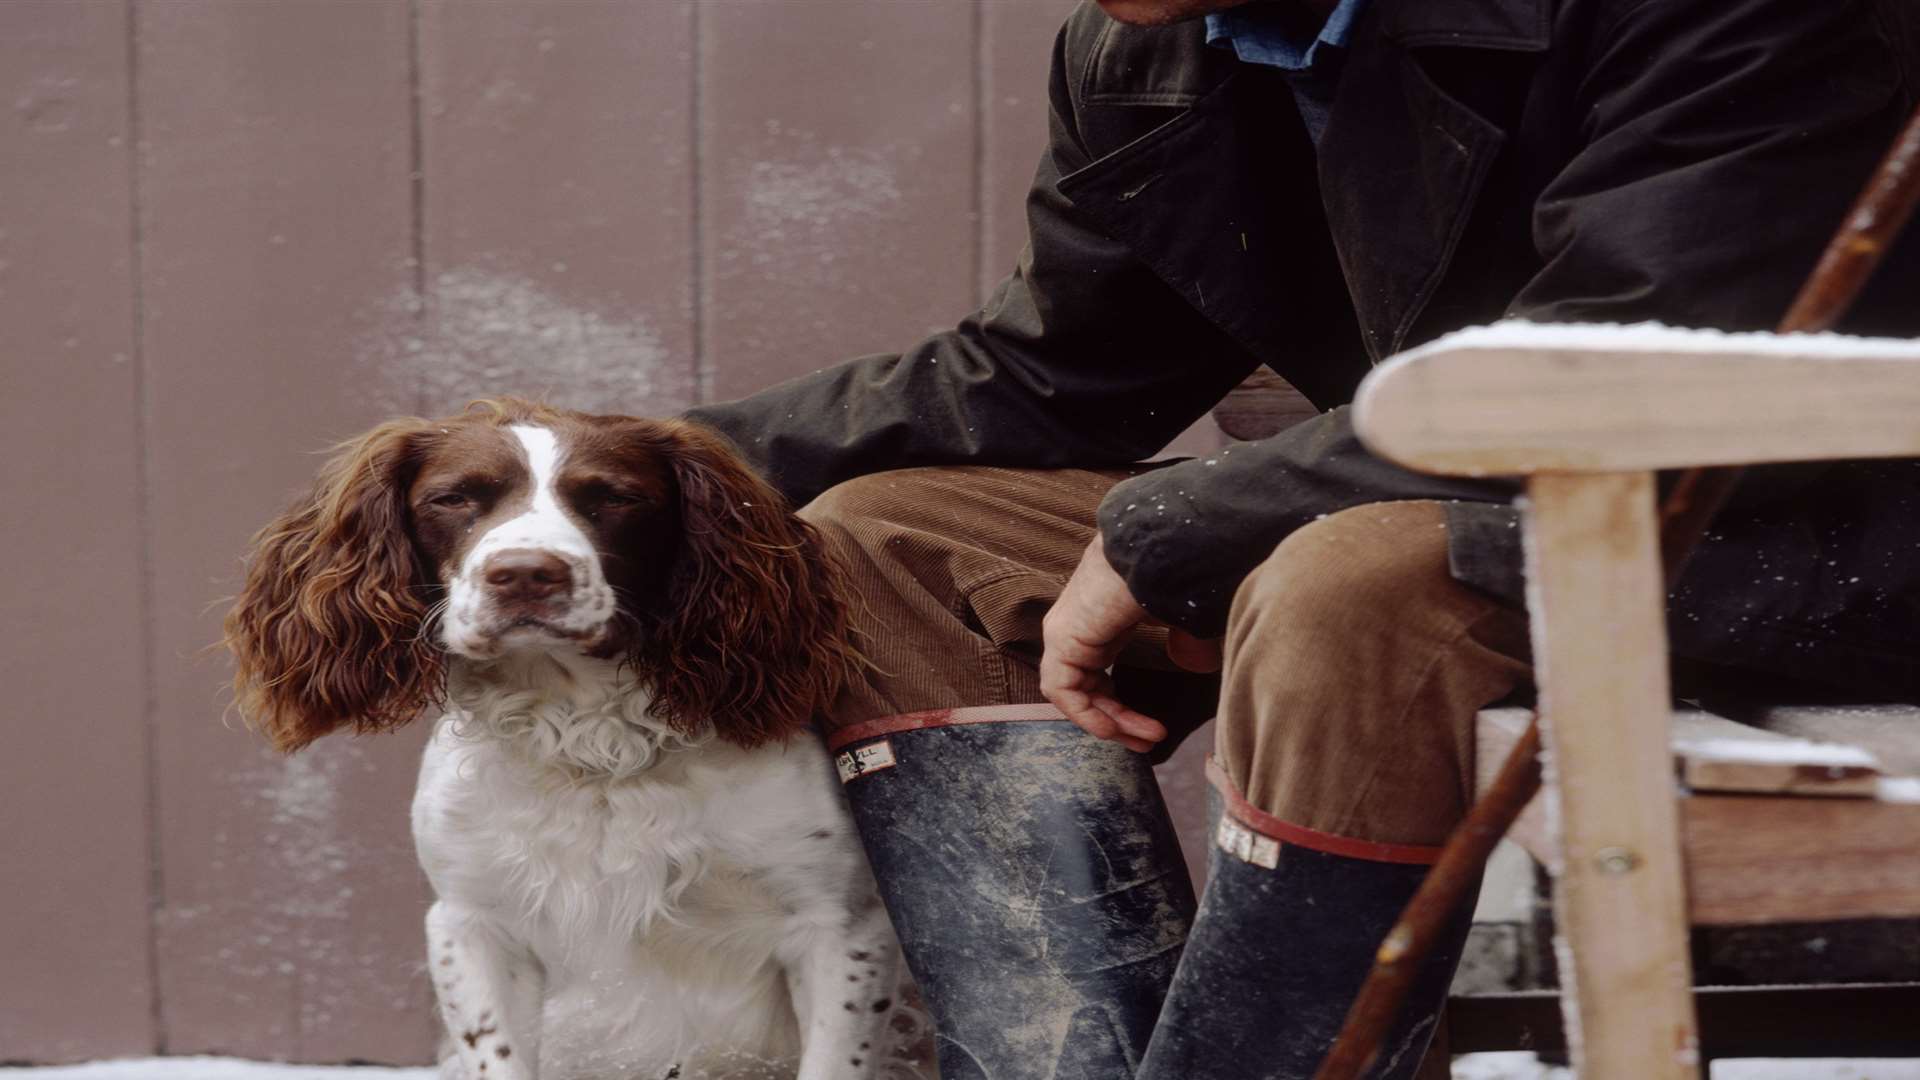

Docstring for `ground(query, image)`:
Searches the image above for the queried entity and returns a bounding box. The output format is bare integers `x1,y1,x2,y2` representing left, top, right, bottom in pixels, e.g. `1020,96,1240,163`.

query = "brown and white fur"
224,400,928,1080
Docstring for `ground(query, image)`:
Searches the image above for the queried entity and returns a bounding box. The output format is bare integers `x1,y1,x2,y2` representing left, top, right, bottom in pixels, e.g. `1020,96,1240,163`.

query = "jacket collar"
1060,0,1551,374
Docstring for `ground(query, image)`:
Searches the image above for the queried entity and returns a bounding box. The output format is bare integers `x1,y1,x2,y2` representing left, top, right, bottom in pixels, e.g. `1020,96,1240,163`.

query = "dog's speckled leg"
428,901,545,1080
792,891,908,1080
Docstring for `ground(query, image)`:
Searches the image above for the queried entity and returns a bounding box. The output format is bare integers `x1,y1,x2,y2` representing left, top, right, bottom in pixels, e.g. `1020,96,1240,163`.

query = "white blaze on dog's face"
410,421,679,661
442,426,608,655
224,398,855,754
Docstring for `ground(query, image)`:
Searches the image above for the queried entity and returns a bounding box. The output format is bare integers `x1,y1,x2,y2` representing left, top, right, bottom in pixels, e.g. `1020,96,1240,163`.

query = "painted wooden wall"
1,0,1235,1063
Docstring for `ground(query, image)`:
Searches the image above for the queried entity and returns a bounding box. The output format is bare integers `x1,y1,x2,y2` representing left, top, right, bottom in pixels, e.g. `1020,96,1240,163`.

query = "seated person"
689,0,1920,1075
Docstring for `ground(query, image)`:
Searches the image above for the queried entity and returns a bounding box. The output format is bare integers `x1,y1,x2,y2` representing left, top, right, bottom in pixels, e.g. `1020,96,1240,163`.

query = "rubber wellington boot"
1135,765,1476,1080
827,706,1198,1080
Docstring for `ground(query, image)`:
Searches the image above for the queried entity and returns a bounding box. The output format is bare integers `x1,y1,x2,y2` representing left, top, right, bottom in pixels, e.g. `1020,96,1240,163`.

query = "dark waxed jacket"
691,0,1920,699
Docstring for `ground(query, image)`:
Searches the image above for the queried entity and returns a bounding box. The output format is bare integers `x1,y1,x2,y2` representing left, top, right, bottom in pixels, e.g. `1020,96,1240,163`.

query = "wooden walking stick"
1313,100,1920,1080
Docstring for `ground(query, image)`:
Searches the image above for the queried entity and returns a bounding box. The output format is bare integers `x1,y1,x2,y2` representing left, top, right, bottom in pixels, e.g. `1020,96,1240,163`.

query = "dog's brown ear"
223,420,443,753
641,421,860,747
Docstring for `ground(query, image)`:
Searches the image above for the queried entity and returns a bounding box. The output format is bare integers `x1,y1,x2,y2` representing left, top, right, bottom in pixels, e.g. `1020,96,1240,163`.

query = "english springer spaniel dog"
224,400,930,1080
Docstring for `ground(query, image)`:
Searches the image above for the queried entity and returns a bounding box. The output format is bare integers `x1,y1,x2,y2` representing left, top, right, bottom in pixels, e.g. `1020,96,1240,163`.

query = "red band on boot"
824,703,1068,752
1205,756,1443,867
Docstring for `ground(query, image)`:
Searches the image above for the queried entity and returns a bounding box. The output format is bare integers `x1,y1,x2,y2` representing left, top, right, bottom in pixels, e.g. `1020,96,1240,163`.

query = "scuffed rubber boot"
1135,765,1476,1080
828,706,1198,1080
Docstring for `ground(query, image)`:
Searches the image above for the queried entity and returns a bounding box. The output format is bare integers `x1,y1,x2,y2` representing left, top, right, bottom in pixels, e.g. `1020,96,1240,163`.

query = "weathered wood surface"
1522,471,1700,1079
1210,366,1320,442
980,0,1079,305
136,0,433,1061
701,1,976,401
1478,707,1920,925
0,0,155,1060
1668,710,1881,797
1474,709,1554,859
4,2,1225,1063
1356,327,1920,475
1685,793,1920,925
1738,703,1920,776
417,0,697,419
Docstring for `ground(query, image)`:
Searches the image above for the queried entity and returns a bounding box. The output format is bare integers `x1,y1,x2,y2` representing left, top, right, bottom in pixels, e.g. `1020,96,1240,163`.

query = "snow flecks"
741,147,904,239
160,741,425,1046
255,745,417,1030
0,1062,434,1080
712,132,923,357
259,753,349,915
1669,735,1880,769
359,268,690,417
18,1057,1920,1079
1402,318,1920,360
1876,776,1920,803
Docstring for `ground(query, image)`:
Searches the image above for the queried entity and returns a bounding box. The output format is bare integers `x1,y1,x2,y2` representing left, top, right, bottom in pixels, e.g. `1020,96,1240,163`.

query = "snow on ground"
7,1057,1920,1079
1457,1054,1920,1079
0,1063,430,1080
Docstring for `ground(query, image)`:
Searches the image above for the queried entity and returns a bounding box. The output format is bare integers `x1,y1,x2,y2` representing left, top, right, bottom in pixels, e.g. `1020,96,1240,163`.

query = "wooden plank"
1475,709,1552,858
979,0,1078,304
1480,708,1920,924
1483,707,1883,801
1751,704,1920,777
1670,711,1881,797
700,0,976,402
1684,793,1920,925
1354,324,1920,476
1523,471,1700,1078
1449,984,1920,1059
417,0,695,418
1211,367,1320,442
137,0,434,1062
1152,721,1215,892
1482,703,1920,922
0,1,156,1061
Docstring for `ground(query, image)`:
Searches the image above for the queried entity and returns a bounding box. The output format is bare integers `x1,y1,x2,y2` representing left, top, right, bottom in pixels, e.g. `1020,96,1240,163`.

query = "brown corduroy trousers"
800,465,1532,854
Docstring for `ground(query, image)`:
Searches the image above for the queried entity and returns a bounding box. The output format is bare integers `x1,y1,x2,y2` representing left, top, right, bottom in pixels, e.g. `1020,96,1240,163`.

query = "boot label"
1216,815,1282,869
835,739,897,783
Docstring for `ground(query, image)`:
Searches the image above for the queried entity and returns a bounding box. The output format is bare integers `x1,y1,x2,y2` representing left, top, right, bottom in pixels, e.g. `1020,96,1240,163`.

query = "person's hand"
1040,535,1223,752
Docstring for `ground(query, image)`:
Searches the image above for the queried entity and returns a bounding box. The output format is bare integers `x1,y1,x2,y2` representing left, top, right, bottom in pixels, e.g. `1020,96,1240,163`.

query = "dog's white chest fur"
411,659,913,1080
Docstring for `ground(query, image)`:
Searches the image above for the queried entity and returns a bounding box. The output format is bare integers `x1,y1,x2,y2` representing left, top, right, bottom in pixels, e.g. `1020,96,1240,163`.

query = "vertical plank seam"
406,0,428,416
689,1,708,404
124,0,167,1054
971,1,988,307
406,10,432,1027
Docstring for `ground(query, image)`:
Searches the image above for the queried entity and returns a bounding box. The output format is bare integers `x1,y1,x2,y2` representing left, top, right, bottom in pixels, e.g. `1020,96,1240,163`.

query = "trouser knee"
799,466,1133,725
1214,501,1530,846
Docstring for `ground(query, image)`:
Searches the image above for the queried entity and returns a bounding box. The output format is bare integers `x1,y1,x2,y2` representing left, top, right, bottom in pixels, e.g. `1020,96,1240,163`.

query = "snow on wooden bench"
1476,705,1920,925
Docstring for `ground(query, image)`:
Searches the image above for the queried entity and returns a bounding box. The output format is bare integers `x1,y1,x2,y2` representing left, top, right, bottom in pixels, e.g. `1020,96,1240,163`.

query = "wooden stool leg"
1524,472,1700,1078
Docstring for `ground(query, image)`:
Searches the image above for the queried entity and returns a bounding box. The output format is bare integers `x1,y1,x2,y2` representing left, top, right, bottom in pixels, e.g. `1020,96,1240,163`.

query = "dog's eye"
428,492,472,509
583,485,656,510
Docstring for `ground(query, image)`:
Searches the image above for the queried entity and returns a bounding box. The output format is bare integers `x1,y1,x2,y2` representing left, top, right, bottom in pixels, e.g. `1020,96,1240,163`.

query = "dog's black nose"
483,550,573,603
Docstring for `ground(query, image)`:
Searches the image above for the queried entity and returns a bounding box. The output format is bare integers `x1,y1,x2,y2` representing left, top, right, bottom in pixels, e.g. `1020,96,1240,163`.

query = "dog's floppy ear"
641,420,859,746
223,420,443,753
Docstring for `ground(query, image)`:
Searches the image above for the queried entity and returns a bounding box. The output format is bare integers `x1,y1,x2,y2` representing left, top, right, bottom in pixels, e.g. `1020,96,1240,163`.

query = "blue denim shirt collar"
1204,0,1369,73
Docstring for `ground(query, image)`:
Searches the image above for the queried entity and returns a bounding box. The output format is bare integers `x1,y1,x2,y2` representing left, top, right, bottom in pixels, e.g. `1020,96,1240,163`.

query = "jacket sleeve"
1100,0,1911,636
684,21,1263,509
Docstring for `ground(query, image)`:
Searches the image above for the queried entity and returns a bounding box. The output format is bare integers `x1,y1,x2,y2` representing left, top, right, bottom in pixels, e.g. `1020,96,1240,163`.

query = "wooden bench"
1349,322,1920,1077
1455,702,1920,1063
1477,705,1920,928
